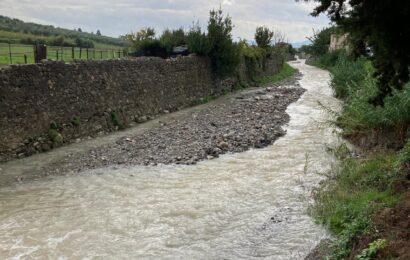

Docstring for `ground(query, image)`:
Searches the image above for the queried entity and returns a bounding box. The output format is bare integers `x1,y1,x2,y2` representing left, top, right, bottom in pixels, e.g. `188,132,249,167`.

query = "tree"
207,8,240,76
96,30,101,36
272,28,287,45
125,27,156,46
187,21,210,56
306,27,338,56
77,28,82,32
255,26,273,48
299,0,410,105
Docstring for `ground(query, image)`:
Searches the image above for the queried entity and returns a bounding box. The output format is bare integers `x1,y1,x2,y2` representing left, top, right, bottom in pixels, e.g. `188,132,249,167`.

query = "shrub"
74,37,94,48
48,128,63,146
330,51,369,99
159,28,187,54
137,39,168,58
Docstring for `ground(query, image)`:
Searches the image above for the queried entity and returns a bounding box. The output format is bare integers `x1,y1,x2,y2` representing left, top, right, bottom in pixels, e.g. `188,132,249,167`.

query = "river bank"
305,50,410,259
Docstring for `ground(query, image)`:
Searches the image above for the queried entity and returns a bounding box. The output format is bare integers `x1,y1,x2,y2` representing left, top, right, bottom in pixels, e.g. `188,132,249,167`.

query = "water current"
0,61,341,259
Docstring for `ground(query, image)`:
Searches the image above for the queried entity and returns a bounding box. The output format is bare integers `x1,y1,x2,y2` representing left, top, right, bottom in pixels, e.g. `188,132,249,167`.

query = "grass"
310,148,404,259
256,63,298,85
0,42,125,65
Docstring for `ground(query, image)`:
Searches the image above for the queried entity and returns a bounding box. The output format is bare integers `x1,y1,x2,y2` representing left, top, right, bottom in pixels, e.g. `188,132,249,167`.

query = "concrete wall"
0,54,283,162
329,33,349,51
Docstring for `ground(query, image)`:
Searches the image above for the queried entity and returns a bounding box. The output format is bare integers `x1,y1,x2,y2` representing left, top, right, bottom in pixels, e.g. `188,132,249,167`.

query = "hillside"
0,15,126,48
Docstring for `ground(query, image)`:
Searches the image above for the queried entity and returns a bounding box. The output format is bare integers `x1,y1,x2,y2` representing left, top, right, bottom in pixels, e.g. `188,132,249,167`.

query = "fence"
0,42,127,65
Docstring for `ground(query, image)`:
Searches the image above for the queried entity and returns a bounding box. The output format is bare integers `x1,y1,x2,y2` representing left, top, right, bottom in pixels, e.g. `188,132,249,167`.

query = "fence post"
72,47,75,60
93,49,95,59
34,44,47,63
100,51,103,59
8,41,12,64
56,50,59,60
61,46,64,61
24,54,27,64
79,48,82,59
33,45,37,63
86,48,89,59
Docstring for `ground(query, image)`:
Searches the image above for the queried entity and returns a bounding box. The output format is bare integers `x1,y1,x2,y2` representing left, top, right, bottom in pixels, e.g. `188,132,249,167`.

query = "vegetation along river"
0,61,342,259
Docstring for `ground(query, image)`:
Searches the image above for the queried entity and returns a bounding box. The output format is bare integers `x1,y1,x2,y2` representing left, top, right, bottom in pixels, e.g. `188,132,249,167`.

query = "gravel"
43,73,305,175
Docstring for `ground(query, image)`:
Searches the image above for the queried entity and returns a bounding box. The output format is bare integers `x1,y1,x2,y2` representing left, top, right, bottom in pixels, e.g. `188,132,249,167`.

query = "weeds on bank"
310,143,406,259
315,51,410,135
192,95,218,105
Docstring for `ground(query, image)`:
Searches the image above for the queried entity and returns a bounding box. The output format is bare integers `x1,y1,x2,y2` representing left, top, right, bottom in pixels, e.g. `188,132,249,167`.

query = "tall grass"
324,52,410,134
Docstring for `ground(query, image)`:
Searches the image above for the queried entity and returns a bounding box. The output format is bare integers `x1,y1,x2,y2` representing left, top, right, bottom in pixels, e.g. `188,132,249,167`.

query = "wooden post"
79,48,82,59
100,50,103,59
72,47,75,60
56,50,59,60
34,44,47,63
8,42,12,64
24,54,27,64
93,49,96,59
86,48,89,59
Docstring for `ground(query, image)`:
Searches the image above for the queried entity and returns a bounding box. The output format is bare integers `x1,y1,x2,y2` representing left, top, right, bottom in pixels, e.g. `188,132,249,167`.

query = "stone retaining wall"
0,54,283,162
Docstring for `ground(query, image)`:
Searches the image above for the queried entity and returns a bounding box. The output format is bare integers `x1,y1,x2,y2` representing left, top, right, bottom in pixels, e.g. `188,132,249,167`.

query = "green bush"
48,128,63,146
159,28,187,54
338,79,410,133
330,52,369,99
137,39,167,58
323,51,410,133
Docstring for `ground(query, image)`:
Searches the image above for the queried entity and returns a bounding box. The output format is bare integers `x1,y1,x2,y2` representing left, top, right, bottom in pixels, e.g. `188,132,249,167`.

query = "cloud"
1,0,330,42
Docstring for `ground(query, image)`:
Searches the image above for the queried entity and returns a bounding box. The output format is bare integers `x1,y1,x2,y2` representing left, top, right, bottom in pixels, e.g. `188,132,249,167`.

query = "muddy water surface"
0,61,341,259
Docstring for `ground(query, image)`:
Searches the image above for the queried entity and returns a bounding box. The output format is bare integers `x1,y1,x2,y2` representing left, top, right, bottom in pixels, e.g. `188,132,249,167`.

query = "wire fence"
0,42,127,65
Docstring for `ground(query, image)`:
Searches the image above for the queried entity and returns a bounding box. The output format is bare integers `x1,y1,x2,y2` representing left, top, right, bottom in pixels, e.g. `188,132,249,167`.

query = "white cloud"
1,0,330,42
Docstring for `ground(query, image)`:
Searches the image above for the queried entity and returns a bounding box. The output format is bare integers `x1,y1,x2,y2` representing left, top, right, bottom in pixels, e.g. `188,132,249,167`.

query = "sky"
1,0,330,44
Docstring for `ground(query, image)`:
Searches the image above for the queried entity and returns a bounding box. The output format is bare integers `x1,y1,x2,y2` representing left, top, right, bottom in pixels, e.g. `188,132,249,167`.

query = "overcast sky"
1,0,330,43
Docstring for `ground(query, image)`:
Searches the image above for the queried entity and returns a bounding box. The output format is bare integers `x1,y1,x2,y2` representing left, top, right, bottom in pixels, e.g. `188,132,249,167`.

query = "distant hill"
0,15,126,48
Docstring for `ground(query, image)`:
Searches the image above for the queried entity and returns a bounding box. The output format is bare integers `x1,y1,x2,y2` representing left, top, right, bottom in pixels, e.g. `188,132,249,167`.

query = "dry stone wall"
0,54,283,162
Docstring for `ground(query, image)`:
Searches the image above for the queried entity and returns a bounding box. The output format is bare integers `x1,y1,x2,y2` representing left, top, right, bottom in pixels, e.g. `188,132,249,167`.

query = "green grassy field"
0,42,126,65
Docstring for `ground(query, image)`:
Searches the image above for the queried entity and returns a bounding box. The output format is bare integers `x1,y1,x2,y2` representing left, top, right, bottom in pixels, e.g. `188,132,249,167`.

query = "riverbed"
0,61,341,259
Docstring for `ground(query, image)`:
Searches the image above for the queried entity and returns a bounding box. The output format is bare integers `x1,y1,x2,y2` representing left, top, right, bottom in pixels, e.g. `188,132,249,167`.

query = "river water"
0,61,341,259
